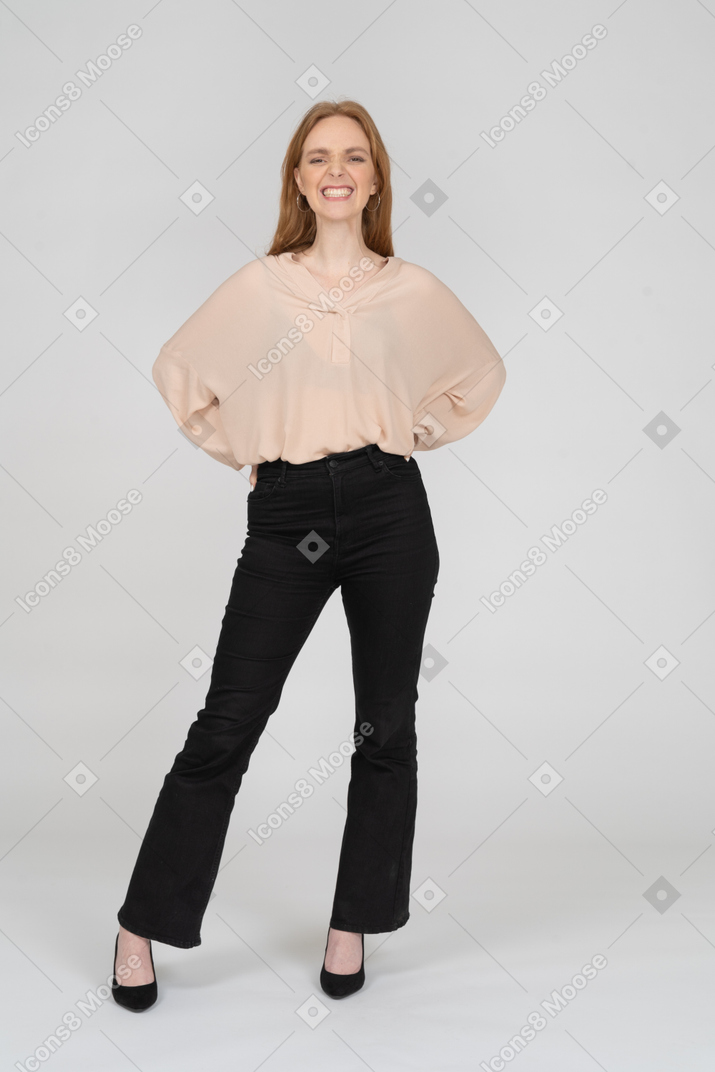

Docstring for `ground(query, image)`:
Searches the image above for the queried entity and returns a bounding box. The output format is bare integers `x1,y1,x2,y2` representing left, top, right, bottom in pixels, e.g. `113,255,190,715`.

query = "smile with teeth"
321,187,353,199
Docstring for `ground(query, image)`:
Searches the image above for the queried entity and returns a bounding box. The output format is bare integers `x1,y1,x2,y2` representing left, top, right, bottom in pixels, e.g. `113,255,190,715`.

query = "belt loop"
365,443,383,472
280,459,288,484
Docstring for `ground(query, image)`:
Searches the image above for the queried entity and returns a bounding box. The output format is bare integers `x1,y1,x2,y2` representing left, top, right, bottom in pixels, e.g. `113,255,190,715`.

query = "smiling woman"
114,97,507,1011
295,124,380,210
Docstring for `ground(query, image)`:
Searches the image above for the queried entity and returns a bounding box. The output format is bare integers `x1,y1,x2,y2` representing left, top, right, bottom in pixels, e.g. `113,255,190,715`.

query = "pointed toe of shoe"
320,962,365,998
111,979,158,1011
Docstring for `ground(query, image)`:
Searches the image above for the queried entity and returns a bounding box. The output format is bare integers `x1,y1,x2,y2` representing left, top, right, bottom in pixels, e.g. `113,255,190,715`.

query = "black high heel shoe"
111,932,157,1011
320,929,365,998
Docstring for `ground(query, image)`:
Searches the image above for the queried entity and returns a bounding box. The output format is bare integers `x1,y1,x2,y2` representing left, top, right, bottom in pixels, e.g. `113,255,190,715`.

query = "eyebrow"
304,146,370,155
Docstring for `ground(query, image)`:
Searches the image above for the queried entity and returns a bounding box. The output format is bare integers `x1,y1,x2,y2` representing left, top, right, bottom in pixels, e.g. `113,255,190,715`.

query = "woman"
112,99,506,1011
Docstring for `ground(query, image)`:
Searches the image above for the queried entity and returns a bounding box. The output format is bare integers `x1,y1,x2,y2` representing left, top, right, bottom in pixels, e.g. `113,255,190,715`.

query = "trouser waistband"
258,443,404,478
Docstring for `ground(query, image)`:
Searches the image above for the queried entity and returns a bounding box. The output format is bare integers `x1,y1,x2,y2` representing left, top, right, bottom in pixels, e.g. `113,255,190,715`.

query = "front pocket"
247,477,281,502
381,459,421,481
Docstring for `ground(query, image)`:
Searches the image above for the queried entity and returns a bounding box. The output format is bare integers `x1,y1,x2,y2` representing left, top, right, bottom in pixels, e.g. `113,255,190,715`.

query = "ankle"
119,926,149,945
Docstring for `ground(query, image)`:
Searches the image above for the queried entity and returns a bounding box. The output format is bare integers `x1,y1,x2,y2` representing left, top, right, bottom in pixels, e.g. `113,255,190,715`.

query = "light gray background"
1,1,714,1069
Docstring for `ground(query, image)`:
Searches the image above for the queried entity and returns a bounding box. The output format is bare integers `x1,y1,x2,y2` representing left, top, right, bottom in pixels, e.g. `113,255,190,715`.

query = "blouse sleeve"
411,341,506,451
151,345,243,471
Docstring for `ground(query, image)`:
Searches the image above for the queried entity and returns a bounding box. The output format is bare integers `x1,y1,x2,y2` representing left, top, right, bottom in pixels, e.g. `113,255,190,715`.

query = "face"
294,115,378,217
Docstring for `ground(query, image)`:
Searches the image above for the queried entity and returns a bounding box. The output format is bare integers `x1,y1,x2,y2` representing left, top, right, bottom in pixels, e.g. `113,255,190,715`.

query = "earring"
296,192,312,213
365,191,381,212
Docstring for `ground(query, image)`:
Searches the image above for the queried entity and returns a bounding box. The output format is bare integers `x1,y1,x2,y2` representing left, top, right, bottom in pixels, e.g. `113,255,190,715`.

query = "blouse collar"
269,250,401,311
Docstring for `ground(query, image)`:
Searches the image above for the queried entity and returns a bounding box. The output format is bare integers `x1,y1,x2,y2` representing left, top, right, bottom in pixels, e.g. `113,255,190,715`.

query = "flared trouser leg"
117,540,335,947
329,525,438,933
117,445,439,947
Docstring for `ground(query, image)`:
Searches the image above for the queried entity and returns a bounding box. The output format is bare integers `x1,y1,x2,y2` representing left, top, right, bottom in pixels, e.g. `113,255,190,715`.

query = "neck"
299,220,376,273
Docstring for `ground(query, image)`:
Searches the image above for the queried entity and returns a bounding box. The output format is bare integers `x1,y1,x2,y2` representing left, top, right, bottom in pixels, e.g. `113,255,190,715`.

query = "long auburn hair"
265,100,393,259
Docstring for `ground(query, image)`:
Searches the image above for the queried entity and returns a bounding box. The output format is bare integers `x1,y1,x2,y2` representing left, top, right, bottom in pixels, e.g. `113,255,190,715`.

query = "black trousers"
117,444,440,948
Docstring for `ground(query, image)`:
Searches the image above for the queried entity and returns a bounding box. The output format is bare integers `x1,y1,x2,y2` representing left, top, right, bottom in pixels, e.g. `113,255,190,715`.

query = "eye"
308,156,367,164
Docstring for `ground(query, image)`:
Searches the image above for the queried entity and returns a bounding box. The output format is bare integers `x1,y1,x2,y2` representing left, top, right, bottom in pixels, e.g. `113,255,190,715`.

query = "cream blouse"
151,251,506,471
